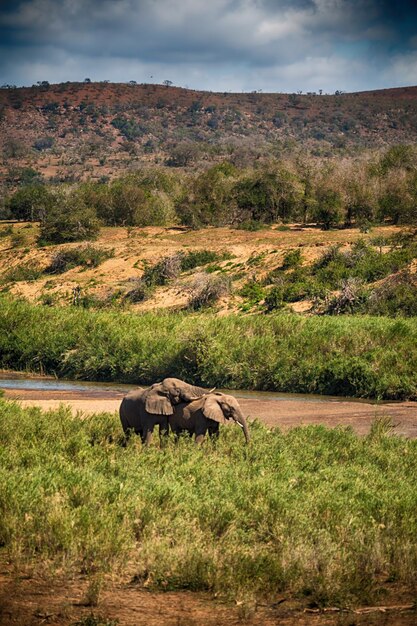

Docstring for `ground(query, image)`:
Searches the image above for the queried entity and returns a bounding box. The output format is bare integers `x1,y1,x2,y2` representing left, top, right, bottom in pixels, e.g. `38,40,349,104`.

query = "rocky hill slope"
1,82,417,184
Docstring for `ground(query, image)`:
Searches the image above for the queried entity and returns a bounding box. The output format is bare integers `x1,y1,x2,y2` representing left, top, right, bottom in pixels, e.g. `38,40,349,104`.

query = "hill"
2,81,417,184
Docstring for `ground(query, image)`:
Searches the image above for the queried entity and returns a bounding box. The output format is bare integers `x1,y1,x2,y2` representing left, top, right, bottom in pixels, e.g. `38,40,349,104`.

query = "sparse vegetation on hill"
2,81,417,186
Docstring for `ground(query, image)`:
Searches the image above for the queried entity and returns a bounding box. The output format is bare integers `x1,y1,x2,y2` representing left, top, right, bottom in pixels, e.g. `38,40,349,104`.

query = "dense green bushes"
261,236,417,316
0,297,416,398
4,145,417,233
1,400,417,605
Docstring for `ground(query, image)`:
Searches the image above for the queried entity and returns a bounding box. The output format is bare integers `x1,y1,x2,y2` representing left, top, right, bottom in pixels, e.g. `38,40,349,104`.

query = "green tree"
39,191,100,243
6,185,53,221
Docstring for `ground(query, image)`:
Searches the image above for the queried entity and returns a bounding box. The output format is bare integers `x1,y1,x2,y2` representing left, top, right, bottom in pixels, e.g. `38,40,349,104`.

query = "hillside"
2,82,417,185
1,220,415,317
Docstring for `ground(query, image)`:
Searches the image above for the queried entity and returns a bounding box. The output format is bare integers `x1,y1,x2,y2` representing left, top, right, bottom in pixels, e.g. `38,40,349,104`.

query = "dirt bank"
3,387,417,437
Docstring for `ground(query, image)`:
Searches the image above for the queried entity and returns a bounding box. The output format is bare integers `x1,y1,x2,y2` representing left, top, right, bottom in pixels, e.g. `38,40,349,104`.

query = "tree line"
1,145,416,243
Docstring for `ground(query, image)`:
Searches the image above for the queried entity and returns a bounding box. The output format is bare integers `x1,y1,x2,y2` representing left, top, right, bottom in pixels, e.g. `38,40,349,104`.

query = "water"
0,371,379,404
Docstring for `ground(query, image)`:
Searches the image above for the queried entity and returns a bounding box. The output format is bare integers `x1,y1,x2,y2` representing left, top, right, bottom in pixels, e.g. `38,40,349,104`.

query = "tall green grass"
0,297,416,398
1,399,417,605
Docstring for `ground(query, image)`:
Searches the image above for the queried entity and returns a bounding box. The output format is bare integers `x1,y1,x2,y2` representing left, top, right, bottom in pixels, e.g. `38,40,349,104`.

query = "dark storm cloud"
0,0,417,92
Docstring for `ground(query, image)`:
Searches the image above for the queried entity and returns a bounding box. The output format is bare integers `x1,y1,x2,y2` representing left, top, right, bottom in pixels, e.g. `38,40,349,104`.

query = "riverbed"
2,371,417,437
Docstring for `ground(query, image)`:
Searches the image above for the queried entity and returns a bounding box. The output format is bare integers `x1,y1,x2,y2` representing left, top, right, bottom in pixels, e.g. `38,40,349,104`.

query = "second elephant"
119,377,208,445
169,392,250,444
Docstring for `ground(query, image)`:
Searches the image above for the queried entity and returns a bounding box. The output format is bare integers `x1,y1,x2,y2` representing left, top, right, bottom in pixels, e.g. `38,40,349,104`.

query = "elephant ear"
202,395,227,424
145,388,174,415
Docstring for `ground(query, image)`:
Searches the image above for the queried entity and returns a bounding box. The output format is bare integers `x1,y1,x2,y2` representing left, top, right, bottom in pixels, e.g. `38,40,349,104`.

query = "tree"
313,187,343,230
163,80,173,87
6,185,52,221
39,191,100,243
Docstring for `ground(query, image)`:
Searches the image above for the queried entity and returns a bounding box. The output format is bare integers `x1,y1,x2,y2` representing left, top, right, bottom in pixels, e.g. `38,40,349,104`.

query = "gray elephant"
169,392,250,444
119,377,208,445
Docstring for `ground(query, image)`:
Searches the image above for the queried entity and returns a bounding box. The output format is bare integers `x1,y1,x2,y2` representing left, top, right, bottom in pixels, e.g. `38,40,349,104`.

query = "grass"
0,297,416,398
2,262,44,283
1,399,417,606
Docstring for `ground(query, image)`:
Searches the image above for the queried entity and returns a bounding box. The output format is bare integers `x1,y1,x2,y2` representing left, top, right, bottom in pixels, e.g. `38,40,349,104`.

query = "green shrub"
47,246,114,274
10,230,28,248
264,285,285,311
142,254,183,287
282,248,302,269
239,281,266,304
124,279,154,303
39,203,100,244
3,263,43,283
180,250,230,271
0,225,13,238
366,274,417,317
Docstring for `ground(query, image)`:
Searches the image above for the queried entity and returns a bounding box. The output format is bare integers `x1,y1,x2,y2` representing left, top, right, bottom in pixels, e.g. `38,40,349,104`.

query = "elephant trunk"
182,384,209,401
235,411,250,444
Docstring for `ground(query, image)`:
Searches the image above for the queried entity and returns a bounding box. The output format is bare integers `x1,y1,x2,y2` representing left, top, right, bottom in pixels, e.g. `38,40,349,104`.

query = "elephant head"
185,392,250,443
145,377,208,416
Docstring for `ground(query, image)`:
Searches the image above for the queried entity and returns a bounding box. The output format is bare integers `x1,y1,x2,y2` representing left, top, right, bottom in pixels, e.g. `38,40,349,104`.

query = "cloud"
0,0,416,91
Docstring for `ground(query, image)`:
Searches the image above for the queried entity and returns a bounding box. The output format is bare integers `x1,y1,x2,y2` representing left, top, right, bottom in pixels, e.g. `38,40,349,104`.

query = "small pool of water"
0,371,381,404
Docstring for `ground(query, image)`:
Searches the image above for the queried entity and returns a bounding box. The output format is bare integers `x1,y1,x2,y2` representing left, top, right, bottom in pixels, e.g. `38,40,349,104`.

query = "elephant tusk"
236,421,244,428
209,387,216,393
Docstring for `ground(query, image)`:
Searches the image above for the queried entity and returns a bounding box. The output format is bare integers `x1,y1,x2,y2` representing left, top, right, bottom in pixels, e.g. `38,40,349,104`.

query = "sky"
1,0,417,93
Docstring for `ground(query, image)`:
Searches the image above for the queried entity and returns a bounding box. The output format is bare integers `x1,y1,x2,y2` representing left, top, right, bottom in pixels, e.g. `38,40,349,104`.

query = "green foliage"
239,280,266,304
0,225,13,238
282,248,302,269
39,191,100,244
80,175,176,227
2,400,417,605
0,298,417,398
366,275,417,317
111,115,144,140
47,246,114,274
180,250,229,271
264,285,285,311
6,185,53,221
2,263,43,283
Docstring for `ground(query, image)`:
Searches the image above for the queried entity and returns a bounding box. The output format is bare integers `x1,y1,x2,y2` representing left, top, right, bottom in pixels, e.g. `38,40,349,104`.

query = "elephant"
119,377,208,445
169,392,250,444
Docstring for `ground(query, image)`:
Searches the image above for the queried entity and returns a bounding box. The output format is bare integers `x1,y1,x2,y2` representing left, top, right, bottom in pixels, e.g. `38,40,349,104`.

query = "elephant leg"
194,422,208,445
208,422,220,441
142,425,154,446
159,419,169,446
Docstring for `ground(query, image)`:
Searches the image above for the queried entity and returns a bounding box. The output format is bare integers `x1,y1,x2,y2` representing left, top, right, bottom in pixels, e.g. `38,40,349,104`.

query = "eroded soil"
0,567,416,626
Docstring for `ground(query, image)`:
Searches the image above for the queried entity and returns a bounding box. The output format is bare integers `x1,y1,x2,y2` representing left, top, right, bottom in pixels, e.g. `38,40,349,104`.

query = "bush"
180,250,228,271
323,278,368,315
3,263,43,283
39,192,100,244
124,278,154,303
239,281,266,304
282,248,302,269
264,285,286,310
0,225,13,238
46,246,114,274
33,136,54,151
188,273,231,309
366,274,417,317
142,254,183,287
6,185,53,222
